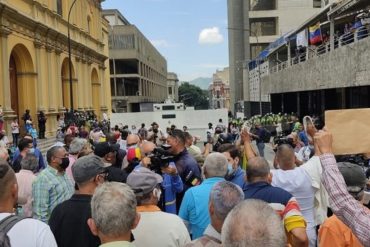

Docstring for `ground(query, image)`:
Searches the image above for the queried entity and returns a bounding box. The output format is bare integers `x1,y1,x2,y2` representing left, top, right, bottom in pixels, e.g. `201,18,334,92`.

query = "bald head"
276,144,295,170
246,157,270,183
126,134,140,147
141,141,156,155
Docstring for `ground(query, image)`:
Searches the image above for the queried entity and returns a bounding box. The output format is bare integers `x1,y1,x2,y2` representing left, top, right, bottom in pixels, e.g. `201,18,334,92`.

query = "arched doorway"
9,44,36,130
61,58,77,110
91,68,101,117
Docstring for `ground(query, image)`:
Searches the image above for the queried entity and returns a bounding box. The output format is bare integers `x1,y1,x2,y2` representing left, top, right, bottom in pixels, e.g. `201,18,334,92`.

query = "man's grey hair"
221,199,286,247
20,153,38,172
91,182,137,237
69,138,88,154
203,152,228,178
209,181,244,221
46,146,64,163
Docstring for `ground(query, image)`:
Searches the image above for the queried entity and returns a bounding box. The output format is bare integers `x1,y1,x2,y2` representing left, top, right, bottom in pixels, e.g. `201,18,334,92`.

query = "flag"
296,29,308,47
309,22,322,45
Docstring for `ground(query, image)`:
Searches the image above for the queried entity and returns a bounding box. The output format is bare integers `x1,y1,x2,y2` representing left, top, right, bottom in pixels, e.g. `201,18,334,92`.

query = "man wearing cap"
167,129,202,210
49,155,105,247
315,130,370,246
94,142,128,183
179,153,228,240
318,161,368,247
127,167,190,246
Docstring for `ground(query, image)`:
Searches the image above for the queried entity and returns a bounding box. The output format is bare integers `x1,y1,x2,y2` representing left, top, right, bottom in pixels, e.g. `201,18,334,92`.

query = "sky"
101,0,229,82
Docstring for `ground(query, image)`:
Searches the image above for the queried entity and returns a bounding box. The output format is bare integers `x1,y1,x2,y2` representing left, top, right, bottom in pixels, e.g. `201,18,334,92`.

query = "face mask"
29,148,35,154
60,157,70,170
225,163,236,179
153,188,162,201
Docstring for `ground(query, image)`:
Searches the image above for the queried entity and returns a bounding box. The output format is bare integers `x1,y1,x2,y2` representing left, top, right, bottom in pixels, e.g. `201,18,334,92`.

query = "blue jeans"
257,142,265,157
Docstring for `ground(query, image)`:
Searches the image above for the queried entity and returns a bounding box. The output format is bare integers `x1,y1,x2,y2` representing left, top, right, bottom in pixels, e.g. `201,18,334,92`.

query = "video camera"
147,144,174,173
273,135,295,152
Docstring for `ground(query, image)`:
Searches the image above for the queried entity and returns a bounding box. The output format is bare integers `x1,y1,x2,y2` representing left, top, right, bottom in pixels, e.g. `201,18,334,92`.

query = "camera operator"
148,122,167,146
167,129,202,209
135,141,184,214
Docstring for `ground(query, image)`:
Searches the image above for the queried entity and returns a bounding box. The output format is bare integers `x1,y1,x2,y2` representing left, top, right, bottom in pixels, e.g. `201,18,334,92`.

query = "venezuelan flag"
309,22,322,45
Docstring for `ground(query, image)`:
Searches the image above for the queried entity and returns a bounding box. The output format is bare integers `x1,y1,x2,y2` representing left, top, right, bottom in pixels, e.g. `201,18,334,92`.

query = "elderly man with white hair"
185,181,244,247
179,152,228,240
88,182,140,247
222,199,287,247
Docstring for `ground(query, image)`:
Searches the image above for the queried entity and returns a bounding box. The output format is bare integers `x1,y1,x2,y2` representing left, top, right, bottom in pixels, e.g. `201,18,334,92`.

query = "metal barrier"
269,26,369,74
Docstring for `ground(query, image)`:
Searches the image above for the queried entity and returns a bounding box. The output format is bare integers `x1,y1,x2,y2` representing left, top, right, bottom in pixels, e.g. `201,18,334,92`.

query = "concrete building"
0,0,111,136
209,68,231,110
256,0,370,117
228,0,332,115
103,9,167,113
167,72,179,102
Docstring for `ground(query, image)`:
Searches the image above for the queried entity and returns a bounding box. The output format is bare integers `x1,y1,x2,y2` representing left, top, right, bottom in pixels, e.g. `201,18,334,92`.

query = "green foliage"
179,82,209,110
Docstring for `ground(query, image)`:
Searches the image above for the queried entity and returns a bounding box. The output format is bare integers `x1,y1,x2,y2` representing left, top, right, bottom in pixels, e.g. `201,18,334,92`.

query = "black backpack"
0,215,26,247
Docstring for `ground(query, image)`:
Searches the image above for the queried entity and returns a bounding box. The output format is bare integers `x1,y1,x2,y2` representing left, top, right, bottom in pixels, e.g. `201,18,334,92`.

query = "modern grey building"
103,9,167,113
228,0,332,116
256,0,370,117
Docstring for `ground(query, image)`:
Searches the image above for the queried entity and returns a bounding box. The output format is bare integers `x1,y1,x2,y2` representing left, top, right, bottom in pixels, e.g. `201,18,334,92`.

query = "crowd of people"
0,113,369,247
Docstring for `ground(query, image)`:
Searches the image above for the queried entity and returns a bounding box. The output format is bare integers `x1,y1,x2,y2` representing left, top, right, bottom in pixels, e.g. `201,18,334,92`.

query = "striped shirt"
320,154,370,247
32,166,74,223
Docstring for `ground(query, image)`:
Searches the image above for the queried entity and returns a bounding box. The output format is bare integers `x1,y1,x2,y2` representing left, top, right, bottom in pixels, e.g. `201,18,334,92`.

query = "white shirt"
272,167,317,247
301,156,329,225
0,213,57,247
133,208,190,247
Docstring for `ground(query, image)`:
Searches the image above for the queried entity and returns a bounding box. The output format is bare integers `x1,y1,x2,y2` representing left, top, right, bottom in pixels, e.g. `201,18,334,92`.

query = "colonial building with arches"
0,0,111,136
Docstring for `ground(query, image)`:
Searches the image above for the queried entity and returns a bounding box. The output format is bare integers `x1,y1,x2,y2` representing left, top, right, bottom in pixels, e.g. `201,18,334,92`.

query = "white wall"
111,109,228,141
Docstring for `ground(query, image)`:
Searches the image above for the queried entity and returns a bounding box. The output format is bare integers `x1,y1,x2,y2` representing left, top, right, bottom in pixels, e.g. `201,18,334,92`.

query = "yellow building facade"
0,0,111,137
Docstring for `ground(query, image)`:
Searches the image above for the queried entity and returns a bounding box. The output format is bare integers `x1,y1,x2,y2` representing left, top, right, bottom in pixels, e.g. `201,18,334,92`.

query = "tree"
179,82,209,110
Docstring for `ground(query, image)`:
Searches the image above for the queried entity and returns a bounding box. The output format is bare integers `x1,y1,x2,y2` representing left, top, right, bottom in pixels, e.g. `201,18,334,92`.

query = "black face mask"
59,157,70,170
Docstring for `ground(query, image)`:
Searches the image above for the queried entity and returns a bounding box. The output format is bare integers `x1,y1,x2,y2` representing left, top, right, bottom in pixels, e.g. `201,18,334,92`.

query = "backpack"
0,215,26,247
261,128,272,143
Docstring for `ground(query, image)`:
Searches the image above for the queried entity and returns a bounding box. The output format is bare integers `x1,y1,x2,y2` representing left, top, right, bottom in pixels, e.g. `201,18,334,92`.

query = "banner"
325,108,370,155
296,29,308,47
309,22,322,45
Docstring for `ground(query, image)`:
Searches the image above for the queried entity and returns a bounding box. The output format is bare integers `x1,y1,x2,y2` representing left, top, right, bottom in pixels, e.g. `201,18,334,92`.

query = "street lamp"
68,0,78,114
228,27,263,116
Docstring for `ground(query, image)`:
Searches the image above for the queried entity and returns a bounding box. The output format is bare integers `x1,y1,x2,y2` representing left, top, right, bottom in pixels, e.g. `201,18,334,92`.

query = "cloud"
198,27,223,44
150,39,170,48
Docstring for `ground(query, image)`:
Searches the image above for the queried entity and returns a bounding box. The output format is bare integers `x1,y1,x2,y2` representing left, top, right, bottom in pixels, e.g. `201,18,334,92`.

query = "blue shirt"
179,177,225,239
298,131,309,146
243,181,292,205
227,167,245,189
12,148,46,172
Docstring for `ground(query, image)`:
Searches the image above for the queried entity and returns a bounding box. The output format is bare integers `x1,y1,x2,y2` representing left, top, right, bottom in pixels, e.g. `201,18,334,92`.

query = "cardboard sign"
325,108,370,155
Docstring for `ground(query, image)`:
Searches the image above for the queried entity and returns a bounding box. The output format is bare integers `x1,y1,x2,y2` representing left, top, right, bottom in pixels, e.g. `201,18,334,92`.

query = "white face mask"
153,188,162,201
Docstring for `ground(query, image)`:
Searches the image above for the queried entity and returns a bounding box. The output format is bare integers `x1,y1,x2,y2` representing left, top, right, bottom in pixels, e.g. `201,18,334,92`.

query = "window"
168,87,172,95
87,16,92,34
250,0,276,11
250,43,269,59
162,114,176,119
313,0,322,8
109,34,135,49
57,0,62,16
250,18,277,36
162,105,175,110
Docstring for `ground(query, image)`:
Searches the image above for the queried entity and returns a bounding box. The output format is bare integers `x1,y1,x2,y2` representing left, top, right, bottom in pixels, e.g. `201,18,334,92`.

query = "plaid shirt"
32,166,74,223
320,154,370,247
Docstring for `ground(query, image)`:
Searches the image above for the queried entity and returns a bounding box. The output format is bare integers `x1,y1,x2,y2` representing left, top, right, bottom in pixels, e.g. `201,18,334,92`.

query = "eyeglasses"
55,154,69,159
